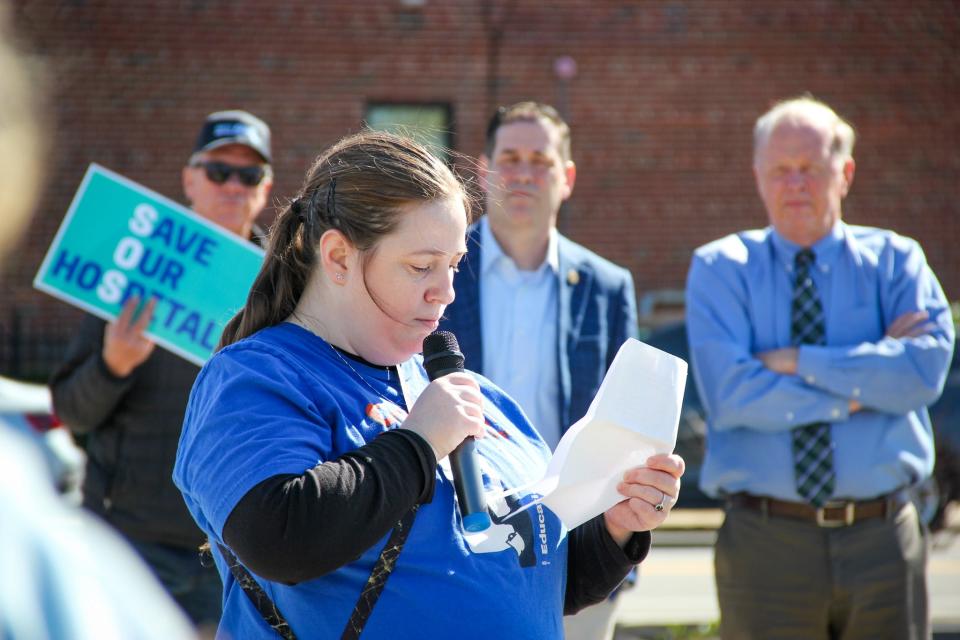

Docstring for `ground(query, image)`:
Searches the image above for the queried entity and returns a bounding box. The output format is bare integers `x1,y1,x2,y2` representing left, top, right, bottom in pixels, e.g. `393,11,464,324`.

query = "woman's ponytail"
217,201,316,349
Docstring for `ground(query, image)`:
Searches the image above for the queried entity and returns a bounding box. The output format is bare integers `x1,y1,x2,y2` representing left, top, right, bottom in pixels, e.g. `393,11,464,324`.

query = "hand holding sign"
102,296,157,377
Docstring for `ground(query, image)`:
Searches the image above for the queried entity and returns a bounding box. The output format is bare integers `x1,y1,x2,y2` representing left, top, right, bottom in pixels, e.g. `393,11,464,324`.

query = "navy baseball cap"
193,110,272,164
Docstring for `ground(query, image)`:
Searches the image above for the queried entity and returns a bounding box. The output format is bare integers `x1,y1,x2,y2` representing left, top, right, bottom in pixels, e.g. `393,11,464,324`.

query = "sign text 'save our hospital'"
50,204,221,349
35,164,264,365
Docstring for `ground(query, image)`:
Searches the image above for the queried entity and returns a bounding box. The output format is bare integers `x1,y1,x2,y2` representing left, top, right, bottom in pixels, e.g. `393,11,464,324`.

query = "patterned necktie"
790,248,835,506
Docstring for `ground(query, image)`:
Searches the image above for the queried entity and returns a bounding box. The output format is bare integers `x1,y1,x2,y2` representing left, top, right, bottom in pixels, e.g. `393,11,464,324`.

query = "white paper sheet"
503,338,687,529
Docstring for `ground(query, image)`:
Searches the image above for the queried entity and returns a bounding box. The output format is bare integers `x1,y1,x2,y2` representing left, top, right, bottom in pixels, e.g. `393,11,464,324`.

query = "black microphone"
422,330,492,533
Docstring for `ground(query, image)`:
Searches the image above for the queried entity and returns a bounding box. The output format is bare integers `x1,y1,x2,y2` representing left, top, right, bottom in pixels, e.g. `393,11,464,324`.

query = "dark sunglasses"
192,160,267,187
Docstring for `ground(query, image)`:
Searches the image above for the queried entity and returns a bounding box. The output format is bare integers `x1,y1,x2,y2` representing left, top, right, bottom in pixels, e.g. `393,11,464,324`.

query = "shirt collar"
771,220,845,273
479,215,559,276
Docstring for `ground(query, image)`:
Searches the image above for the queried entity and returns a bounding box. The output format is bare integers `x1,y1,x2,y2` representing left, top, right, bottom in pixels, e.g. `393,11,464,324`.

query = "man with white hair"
686,96,954,638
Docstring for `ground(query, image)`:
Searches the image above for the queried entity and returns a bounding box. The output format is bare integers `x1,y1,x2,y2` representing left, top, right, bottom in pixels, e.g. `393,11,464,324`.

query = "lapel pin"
567,269,579,286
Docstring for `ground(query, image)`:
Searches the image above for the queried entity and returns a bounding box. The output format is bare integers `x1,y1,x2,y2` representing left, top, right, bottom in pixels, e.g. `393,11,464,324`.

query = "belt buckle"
815,501,855,527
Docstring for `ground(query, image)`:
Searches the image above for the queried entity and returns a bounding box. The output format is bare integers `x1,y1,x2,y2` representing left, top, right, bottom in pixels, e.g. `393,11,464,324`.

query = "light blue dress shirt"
479,217,563,449
687,221,955,501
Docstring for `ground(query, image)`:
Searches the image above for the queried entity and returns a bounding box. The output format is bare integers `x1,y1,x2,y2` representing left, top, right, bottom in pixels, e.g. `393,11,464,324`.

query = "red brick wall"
4,0,958,375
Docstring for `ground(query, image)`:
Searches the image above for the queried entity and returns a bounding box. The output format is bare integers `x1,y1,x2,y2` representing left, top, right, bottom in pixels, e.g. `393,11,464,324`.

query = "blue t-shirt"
174,322,568,639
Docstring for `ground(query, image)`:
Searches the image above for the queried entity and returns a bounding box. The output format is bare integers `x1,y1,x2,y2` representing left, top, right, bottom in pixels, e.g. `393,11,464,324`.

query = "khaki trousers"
715,500,929,640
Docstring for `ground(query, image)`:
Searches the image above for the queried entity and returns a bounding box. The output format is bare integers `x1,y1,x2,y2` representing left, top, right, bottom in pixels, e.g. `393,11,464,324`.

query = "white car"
0,375,84,503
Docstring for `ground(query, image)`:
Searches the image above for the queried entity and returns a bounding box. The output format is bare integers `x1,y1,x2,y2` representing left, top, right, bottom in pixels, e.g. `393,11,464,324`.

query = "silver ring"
655,490,666,512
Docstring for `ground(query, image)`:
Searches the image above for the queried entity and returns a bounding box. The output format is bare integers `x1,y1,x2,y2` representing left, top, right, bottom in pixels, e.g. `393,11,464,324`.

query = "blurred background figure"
440,101,638,640
0,6,193,638
0,428,194,639
0,11,42,258
48,110,273,630
686,96,955,639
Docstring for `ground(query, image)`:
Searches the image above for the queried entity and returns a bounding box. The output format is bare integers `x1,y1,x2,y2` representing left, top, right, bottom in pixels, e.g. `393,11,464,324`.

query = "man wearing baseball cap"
50,110,273,632
183,110,273,238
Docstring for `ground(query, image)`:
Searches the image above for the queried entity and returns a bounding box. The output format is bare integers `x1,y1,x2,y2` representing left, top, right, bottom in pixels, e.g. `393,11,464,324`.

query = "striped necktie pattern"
790,248,836,506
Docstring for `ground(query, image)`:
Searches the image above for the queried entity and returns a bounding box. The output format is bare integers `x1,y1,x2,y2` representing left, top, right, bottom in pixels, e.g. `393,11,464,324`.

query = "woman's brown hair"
219,130,470,349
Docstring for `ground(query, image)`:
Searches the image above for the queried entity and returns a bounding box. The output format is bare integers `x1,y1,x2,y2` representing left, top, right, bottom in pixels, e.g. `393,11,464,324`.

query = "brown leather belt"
727,492,906,527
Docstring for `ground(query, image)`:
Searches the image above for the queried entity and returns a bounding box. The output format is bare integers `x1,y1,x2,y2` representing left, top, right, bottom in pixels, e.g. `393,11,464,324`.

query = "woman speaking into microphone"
173,131,684,639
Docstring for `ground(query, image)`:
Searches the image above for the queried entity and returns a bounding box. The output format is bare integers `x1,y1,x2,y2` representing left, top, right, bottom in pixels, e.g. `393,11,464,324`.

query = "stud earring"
335,273,345,282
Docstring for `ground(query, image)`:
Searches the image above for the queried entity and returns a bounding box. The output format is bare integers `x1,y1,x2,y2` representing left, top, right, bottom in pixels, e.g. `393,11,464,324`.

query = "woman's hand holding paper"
603,453,685,548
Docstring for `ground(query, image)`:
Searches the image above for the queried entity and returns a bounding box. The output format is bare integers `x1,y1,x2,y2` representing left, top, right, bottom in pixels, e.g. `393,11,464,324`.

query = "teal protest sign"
34,164,264,365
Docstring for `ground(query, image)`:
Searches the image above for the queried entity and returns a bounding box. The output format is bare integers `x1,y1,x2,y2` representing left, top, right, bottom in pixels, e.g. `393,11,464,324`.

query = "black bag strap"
341,505,418,640
210,504,419,640
215,543,297,640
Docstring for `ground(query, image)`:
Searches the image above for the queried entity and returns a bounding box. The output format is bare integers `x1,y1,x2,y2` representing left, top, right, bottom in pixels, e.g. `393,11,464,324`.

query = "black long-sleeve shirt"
50,314,205,548
222,428,649,614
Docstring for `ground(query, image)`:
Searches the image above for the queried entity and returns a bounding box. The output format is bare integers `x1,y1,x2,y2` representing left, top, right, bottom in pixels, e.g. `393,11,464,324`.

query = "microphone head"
423,329,460,355
422,330,465,379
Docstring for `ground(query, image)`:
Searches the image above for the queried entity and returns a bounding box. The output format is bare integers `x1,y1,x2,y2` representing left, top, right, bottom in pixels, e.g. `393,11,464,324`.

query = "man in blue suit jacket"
439,101,638,640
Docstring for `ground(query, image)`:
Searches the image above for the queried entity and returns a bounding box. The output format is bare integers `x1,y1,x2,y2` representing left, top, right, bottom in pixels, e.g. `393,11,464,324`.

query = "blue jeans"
131,539,222,627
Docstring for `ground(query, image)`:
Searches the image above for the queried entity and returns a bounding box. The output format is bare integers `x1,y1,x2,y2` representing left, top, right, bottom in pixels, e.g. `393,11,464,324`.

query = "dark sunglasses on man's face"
192,161,267,187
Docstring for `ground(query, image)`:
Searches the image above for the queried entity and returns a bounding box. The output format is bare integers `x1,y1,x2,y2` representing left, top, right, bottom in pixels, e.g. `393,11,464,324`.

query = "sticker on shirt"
460,462,549,568
365,401,407,430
